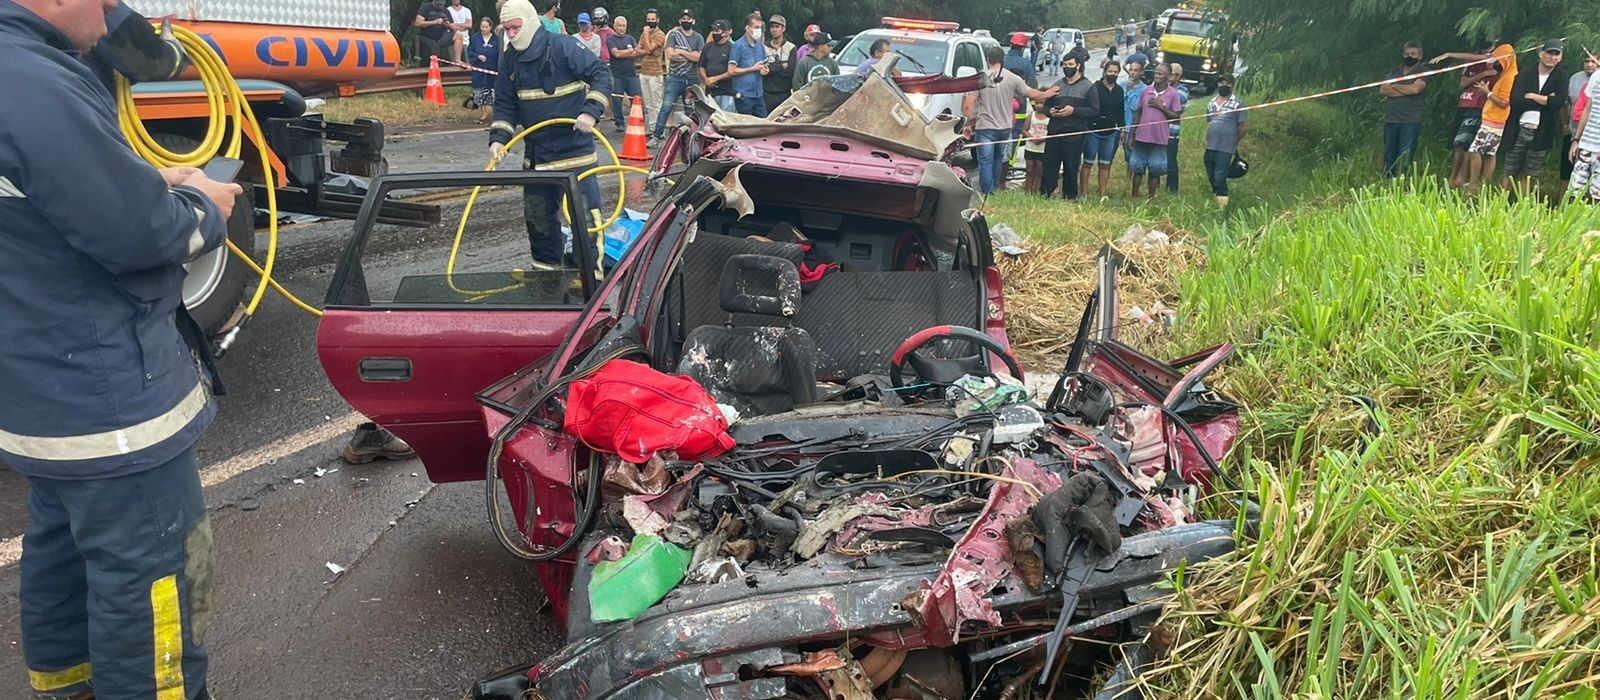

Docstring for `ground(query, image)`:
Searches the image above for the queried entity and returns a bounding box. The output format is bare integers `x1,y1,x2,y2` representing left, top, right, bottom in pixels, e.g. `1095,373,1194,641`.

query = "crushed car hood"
705,56,966,162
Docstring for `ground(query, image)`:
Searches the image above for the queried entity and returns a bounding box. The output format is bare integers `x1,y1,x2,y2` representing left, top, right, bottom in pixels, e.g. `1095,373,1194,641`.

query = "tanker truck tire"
152,133,255,338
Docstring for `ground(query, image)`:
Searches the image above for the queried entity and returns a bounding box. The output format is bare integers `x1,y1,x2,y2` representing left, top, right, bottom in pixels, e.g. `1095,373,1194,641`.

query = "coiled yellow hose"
115,23,292,338
119,29,661,320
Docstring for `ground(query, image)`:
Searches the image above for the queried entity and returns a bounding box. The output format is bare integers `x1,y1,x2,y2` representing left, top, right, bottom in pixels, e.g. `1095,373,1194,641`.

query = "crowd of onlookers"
1385,38,1600,202
415,3,1600,206
418,0,843,147
967,37,1247,208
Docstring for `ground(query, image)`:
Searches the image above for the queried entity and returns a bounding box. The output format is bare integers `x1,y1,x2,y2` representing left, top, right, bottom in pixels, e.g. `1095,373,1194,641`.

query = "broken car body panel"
317,63,1247,700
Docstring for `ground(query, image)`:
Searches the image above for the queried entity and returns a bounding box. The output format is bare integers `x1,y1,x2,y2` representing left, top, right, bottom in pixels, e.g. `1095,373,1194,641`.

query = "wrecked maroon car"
318,63,1248,700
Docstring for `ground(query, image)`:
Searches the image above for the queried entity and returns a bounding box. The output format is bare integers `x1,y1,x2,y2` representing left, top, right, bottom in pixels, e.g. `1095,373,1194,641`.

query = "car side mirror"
954,66,978,79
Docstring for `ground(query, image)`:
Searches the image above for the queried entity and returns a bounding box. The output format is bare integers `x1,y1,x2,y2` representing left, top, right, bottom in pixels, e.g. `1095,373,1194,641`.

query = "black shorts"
1452,108,1482,149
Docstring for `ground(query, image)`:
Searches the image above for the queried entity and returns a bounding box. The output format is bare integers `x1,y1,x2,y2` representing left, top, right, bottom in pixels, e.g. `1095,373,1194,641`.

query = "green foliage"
1216,0,1597,110
1149,182,1600,697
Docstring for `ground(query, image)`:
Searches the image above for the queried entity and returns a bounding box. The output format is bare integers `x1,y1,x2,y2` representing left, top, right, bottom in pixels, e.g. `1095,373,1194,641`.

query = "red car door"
316,171,602,483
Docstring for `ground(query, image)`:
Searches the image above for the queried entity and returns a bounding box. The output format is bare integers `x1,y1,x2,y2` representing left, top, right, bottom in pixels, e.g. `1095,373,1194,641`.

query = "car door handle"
358,357,412,382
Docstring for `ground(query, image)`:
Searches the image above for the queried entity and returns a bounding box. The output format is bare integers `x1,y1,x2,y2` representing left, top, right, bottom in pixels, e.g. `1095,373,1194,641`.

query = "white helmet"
592,6,609,21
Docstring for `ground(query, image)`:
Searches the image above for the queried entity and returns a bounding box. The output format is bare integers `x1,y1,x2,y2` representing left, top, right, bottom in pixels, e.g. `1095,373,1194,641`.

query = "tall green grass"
1149,180,1600,698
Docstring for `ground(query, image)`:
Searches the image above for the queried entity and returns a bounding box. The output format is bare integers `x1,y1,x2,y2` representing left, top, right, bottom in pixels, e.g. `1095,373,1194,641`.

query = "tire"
149,133,255,338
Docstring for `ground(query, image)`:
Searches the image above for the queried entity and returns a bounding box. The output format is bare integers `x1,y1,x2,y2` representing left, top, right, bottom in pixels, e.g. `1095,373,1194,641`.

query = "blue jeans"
653,74,693,139
714,94,737,112
735,94,768,117
1127,141,1168,177
974,128,1012,196
1384,121,1422,177
1204,148,1232,196
610,73,641,129
1085,132,1120,165
22,449,212,700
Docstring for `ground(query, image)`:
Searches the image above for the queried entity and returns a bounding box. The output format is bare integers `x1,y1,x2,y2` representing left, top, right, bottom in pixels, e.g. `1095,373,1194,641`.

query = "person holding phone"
3,1,244,697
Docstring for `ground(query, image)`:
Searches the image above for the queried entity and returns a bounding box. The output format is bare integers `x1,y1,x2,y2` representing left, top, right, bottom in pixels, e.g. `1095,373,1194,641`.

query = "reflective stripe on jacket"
0,1,226,479
489,25,613,171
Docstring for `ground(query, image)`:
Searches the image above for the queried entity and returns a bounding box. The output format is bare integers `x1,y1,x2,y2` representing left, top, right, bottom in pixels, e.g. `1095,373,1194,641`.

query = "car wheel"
151,133,255,338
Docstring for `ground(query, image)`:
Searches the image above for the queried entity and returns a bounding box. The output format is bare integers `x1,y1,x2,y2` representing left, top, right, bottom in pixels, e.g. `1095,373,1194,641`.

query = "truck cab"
1151,10,1236,94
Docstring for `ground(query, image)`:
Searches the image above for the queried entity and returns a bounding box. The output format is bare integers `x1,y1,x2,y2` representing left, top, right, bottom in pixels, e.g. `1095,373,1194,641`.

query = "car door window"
953,42,983,76
325,171,606,310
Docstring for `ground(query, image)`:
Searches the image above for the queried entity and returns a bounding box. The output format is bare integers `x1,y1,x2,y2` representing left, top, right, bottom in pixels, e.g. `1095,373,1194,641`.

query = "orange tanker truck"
122,0,439,336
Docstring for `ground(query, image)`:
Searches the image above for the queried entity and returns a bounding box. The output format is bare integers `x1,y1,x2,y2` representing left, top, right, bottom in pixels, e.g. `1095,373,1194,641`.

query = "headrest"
720,254,801,318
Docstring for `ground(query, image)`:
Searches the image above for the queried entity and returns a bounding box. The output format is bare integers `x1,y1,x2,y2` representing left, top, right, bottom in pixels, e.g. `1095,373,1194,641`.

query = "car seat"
677,255,818,417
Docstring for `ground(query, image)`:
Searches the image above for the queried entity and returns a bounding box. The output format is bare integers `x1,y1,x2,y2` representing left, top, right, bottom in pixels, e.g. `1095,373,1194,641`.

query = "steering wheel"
889,325,1024,388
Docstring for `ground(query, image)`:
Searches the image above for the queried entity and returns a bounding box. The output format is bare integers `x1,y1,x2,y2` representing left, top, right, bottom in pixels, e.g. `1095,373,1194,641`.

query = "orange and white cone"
620,95,650,161
424,55,448,106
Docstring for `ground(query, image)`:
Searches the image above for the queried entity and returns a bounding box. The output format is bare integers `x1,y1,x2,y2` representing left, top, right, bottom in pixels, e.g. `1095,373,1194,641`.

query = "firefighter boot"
343,423,417,464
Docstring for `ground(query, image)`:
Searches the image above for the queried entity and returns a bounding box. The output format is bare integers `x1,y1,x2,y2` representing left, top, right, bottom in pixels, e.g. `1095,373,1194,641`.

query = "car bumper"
472,520,1238,700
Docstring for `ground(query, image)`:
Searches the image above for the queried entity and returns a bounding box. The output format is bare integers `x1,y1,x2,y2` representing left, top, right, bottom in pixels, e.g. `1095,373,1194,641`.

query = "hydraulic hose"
114,23,294,345
119,32,659,328
445,119,666,297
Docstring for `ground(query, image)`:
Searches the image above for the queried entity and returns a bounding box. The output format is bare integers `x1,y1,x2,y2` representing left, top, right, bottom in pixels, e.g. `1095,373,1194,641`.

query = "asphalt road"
0,122,643,699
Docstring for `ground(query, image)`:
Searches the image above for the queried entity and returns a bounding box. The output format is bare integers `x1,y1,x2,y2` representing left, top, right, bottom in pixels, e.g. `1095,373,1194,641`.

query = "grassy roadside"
985,97,1371,369
314,87,482,129
989,95,1600,696
1152,182,1600,699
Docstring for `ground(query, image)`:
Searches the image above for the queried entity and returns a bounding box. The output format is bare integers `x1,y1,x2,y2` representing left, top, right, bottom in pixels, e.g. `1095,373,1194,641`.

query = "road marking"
0,412,366,568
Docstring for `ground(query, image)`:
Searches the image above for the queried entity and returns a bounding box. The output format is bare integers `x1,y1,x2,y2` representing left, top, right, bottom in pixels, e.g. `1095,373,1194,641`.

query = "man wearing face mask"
637,9,666,144
699,19,737,112
653,9,704,140
1379,41,1429,177
727,14,770,116
1039,49,1099,200
490,0,612,275
1204,74,1247,208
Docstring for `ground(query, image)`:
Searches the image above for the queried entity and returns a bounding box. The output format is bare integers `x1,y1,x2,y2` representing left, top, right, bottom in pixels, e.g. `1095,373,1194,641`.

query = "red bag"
563,360,735,464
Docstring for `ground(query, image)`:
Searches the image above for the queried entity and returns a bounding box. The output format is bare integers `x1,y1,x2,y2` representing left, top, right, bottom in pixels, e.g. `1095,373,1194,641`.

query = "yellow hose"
120,34,656,318
115,24,286,331
444,118,628,296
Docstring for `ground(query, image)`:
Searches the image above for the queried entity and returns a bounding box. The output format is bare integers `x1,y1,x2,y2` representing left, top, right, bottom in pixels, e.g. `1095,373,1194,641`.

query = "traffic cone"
424,55,447,106
620,95,650,161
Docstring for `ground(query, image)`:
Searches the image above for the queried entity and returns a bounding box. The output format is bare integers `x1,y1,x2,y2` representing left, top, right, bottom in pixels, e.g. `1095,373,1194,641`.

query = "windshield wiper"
897,53,931,74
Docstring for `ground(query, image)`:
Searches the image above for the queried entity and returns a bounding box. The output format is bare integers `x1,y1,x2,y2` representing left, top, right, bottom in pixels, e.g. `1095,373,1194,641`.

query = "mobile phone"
202,156,244,184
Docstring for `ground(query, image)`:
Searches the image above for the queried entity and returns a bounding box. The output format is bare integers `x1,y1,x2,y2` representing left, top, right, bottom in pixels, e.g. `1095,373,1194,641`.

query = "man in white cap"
493,0,613,274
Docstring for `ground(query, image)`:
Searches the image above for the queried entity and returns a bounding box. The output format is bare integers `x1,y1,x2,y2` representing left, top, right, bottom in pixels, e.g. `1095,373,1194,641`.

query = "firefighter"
1,0,243,698
492,0,613,276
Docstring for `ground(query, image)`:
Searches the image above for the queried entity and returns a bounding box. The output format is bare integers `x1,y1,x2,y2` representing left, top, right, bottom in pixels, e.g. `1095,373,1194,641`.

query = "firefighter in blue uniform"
0,0,241,698
491,0,613,275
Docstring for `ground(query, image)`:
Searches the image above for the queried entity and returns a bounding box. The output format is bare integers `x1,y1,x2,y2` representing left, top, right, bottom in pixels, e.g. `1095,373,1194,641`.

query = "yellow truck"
1151,10,1236,94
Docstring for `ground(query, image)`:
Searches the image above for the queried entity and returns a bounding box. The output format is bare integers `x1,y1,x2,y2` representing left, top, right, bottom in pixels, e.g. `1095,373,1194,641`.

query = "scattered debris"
325,562,345,576
587,534,692,622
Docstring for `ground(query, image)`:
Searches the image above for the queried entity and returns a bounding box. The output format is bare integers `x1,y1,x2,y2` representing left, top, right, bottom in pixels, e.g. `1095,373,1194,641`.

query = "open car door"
473,177,725,621
316,170,602,483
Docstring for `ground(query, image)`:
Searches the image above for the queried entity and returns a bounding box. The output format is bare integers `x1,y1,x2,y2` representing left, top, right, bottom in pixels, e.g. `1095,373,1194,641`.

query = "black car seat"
677,255,818,417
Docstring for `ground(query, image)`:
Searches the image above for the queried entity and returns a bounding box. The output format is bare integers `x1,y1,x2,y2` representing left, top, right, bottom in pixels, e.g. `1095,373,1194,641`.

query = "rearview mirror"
954,66,978,79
